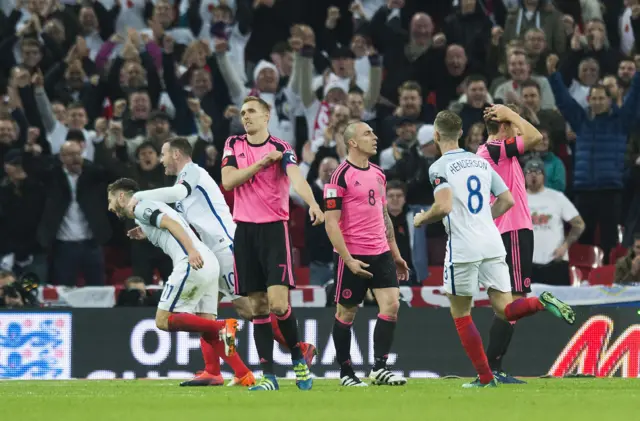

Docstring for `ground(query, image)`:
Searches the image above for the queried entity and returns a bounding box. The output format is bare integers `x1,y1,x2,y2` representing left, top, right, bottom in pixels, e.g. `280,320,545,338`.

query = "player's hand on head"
395,257,410,281
189,250,204,270
309,205,325,226
346,258,373,279
483,104,513,123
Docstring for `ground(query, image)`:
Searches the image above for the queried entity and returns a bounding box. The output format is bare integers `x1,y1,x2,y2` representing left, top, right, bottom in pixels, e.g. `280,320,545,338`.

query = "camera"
1,272,40,307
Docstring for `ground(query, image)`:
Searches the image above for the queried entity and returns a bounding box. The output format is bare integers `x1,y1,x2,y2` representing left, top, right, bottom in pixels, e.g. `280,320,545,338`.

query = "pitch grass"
1,378,638,421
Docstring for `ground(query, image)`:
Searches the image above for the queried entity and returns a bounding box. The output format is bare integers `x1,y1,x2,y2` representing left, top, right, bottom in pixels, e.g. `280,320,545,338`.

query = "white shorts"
443,257,511,296
158,248,221,315
214,246,242,301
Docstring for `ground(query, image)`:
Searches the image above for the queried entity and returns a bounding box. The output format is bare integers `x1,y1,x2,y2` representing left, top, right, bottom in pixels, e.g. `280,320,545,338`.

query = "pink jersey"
222,134,297,223
476,136,533,233
323,160,390,256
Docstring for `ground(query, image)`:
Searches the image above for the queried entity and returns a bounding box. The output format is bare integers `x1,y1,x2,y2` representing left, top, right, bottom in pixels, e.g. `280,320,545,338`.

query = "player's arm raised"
286,162,324,226
489,167,515,219
324,185,372,278
485,104,543,151
158,214,204,270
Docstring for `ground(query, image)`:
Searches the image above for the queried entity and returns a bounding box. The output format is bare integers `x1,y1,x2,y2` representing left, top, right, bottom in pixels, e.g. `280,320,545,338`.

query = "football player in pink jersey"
221,96,324,391
324,121,410,387
477,104,545,384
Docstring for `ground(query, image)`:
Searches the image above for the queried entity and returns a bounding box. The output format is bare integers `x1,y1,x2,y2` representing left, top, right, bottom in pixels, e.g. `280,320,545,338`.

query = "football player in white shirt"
107,178,238,367
127,137,317,386
414,111,575,388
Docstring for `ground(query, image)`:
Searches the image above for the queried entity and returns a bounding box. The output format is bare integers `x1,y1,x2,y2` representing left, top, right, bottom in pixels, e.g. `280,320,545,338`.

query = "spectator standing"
0,149,47,282
525,159,584,286
34,141,118,286
503,0,566,55
523,128,566,192
494,51,556,109
519,78,566,148
548,54,640,263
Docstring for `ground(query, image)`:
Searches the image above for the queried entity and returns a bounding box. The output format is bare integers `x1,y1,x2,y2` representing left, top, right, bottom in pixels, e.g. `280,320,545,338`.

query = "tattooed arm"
565,216,585,246
383,204,410,281
553,215,585,260
383,205,401,259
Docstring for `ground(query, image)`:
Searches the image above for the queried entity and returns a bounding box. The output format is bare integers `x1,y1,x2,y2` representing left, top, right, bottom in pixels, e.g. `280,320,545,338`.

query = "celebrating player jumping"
324,122,409,387
107,178,239,371
221,96,324,391
414,111,575,388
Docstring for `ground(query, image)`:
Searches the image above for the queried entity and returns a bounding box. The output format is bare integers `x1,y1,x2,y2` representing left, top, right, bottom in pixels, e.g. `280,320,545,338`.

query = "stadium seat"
587,265,616,286
110,267,133,286
609,245,628,265
422,266,444,286
569,244,604,275
569,266,583,287
294,266,310,285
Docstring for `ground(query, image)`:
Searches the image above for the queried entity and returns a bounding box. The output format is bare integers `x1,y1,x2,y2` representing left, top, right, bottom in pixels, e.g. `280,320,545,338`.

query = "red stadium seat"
609,245,628,265
569,244,604,277
294,266,310,285
569,266,583,287
587,265,616,286
110,267,133,286
422,266,444,286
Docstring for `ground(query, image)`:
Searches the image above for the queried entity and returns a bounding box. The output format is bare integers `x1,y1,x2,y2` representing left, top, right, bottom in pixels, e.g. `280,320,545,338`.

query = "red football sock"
200,335,221,375
270,314,288,348
454,316,493,384
214,340,250,377
167,313,225,333
504,297,544,321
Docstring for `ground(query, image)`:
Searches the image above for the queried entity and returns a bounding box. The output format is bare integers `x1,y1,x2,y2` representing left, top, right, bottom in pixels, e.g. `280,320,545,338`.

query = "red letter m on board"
548,316,640,378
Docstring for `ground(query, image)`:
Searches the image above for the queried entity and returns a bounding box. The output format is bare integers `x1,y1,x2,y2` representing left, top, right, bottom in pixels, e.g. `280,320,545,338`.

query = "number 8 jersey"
323,160,390,256
429,149,508,263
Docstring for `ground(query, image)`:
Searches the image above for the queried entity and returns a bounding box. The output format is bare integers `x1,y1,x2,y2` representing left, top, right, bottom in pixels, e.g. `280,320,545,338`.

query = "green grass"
1,378,637,421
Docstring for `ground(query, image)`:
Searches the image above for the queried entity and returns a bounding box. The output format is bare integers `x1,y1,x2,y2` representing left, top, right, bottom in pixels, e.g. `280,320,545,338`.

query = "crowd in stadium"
1,0,640,308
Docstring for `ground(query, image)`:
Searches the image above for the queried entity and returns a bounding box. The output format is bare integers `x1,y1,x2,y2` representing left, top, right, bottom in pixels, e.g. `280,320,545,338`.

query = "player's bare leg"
447,295,497,388
267,285,312,390
154,309,237,387
368,287,406,386
233,296,317,367
334,303,366,387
